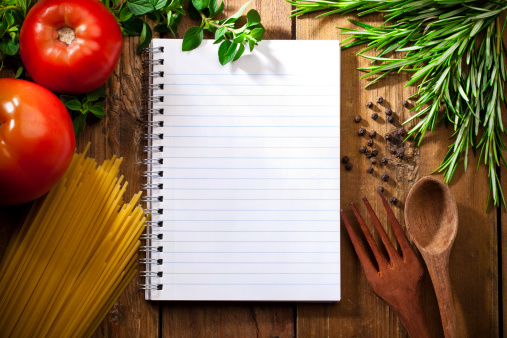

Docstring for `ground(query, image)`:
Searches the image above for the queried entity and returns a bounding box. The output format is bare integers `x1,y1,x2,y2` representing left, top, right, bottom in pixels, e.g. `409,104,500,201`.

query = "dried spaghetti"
0,144,146,337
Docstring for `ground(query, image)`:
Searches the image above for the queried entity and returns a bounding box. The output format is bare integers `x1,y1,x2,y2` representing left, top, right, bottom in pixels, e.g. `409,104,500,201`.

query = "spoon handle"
426,253,457,338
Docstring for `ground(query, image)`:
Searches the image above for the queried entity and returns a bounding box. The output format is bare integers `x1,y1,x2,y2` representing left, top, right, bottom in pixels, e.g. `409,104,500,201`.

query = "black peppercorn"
381,173,389,182
387,116,394,124
385,133,392,141
371,149,379,156
342,156,350,164
359,146,367,153
381,157,388,165
378,186,384,192
366,167,374,174
354,115,362,123
365,151,373,159
370,157,377,164
396,151,405,159
390,148,396,155
402,100,409,108
371,112,378,120
397,128,406,137
366,139,373,147
358,128,366,136
366,101,373,108
390,197,398,205
345,163,353,171
369,130,377,138
385,108,393,116
376,96,383,103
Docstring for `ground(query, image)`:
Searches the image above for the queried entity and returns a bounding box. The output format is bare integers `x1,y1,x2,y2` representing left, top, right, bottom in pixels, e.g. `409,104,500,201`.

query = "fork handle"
395,290,432,338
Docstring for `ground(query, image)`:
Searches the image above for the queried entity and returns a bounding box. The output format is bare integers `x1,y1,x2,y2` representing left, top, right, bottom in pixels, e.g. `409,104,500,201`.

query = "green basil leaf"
250,26,264,41
233,43,245,61
137,21,153,53
3,12,15,27
192,0,208,11
14,65,23,79
72,114,87,137
218,39,232,65
86,87,107,101
215,27,227,40
90,103,105,119
208,0,218,15
223,0,251,24
214,1,224,17
127,0,153,16
0,40,18,56
121,17,143,36
182,26,203,51
151,0,168,10
63,98,83,111
246,9,260,26
119,7,133,22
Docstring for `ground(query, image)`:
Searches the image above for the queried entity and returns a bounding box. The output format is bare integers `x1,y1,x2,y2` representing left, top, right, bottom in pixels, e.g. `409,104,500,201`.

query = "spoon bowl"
405,176,458,338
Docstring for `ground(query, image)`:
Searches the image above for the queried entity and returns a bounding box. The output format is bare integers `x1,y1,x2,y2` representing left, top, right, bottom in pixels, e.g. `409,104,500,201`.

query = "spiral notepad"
141,39,341,301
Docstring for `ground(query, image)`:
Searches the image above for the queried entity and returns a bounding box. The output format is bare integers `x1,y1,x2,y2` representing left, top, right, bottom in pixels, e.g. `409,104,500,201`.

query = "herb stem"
199,11,246,34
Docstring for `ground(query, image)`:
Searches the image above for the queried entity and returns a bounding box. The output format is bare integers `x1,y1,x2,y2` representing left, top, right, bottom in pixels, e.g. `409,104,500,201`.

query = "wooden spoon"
405,176,458,338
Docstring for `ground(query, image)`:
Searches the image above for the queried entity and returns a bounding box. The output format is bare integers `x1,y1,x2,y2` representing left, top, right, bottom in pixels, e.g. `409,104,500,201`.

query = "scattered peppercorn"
378,186,384,192
402,100,409,108
366,139,373,147
369,130,377,138
366,167,374,174
365,151,373,159
359,146,367,153
366,101,373,108
397,128,406,137
345,163,353,171
342,156,350,164
358,128,366,136
370,157,377,164
390,148,396,155
389,197,398,205
381,157,388,165
396,151,405,159
385,108,392,116
371,112,378,120
376,96,383,103
387,116,394,124
354,115,362,123
385,133,392,141
381,173,390,182
371,149,379,156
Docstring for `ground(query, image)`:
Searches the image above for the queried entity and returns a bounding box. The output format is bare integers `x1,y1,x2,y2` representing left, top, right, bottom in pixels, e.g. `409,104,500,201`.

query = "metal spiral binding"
141,44,165,293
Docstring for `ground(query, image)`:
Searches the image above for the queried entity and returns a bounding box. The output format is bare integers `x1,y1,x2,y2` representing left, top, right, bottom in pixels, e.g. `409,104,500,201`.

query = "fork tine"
349,202,389,269
340,209,378,278
361,196,398,262
377,188,414,258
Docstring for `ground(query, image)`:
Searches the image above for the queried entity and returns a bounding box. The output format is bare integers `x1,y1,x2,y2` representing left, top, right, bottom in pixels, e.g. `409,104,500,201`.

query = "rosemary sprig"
288,0,507,211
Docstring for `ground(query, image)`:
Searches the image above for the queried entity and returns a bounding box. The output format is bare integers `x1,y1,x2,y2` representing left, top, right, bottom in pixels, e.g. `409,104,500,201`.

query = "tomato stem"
56,27,76,45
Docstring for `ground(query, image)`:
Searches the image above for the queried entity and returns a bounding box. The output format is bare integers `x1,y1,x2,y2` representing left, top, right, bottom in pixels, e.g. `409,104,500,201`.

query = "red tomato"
0,79,75,205
19,0,123,94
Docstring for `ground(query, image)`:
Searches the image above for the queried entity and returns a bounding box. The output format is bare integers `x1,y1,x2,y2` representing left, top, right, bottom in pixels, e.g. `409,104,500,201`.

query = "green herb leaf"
127,0,153,16
182,26,203,51
246,9,261,26
223,0,251,24
90,103,105,119
137,21,152,53
0,40,18,55
121,17,143,35
192,0,209,11
86,88,107,102
62,98,83,111
72,114,87,137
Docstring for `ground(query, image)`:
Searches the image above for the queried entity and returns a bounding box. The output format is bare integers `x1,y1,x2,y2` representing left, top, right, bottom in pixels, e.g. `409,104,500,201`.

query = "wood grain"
295,8,499,338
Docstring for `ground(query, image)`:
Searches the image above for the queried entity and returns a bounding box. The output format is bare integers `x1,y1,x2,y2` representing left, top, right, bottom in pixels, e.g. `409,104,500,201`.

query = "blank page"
146,39,340,301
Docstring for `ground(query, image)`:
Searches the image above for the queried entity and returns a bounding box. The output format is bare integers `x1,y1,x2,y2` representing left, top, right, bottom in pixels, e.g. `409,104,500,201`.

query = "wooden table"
0,1,504,337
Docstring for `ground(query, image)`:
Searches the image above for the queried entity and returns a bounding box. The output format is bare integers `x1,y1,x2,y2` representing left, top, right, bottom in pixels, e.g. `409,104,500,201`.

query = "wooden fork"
340,188,431,338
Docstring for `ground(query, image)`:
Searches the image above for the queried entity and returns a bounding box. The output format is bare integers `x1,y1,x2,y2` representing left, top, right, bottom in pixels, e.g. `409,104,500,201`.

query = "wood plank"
295,9,499,338
159,1,295,337
90,31,159,338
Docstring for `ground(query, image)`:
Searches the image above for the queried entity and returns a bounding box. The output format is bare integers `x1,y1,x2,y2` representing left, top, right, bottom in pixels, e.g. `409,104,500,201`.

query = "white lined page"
147,39,340,301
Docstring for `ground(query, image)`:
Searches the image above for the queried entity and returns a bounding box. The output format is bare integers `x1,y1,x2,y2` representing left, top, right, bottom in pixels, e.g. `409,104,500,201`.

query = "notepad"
143,39,341,301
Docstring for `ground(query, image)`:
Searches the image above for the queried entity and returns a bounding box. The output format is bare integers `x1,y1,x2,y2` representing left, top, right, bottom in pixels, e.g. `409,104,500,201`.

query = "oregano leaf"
182,26,203,51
